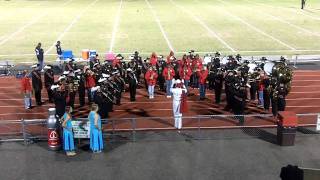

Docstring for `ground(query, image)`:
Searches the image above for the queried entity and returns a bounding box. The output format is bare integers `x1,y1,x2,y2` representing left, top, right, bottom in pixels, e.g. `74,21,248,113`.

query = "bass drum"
248,63,257,73
263,61,275,76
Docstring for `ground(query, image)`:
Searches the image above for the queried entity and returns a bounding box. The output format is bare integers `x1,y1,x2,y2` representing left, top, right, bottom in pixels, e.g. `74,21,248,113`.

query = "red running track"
0,70,319,130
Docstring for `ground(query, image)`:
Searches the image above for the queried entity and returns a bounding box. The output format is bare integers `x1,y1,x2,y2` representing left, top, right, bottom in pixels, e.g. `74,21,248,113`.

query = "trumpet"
183,68,187,78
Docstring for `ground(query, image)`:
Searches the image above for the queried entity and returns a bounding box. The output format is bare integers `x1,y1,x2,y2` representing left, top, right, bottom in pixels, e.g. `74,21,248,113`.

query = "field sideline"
0,0,320,62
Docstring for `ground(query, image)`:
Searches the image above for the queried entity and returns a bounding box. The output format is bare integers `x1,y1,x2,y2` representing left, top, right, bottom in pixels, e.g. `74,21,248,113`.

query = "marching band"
25,50,292,126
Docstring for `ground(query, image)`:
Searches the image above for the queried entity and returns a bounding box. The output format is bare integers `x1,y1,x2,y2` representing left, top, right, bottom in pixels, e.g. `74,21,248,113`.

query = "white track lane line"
216,0,296,50
1,97,320,102
169,0,236,52
0,105,317,109
146,0,175,52
0,0,74,47
109,0,123,53
45,0,100,55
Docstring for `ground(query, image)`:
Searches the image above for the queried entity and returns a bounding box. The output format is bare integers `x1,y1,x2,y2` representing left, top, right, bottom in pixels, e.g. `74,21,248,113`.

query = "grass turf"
0,0,320,62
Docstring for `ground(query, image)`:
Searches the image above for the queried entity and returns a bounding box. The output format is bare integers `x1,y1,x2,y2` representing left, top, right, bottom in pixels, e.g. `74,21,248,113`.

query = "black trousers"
271,97,278,117
68,92,76,109
129,83,137,101
250,82,257,100
263,91,270,111
47,88,53,102
214,86,222,104
234,100,245,125
278,98,286,111
79,89,85,106
35,90,42,105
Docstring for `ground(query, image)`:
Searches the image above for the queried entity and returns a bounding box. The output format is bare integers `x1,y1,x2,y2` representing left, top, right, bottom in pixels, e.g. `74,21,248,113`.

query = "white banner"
71,120,90,138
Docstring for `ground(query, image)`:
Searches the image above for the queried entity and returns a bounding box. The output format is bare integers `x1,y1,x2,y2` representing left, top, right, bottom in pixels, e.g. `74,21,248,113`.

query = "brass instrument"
168,68,171,79
183,68,187,79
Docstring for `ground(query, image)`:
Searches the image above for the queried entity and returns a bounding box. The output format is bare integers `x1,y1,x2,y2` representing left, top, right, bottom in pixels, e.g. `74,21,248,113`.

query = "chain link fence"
0,113,318,144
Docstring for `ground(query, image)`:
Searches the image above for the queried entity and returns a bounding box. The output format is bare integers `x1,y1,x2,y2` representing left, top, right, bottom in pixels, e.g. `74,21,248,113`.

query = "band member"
75,69,86,107
21,70,32,109
89,104,104,153
127,68,138,101
93,86,109,119
53,83,66,118
114,71,125,105
197,66,208,100
170,79,187,130
166,51,175,64
44,65,54,103
65,59,75,72
156,59,166,92
233,84,246,125
191,54,203,88
214,68,224,104
163,64,175,98
133,51,143,85
277,83,288,111
263,76,271,111
56,41,62,58
35,43,44,70
66,73,77,109
179,65,192,91
224,70,235,111
112,54,122,68
85,69,96,103
258,75,265,108
61,106,76,156
145,66,158,99
150,52,158,66
183,54,192,68
31,64,43,106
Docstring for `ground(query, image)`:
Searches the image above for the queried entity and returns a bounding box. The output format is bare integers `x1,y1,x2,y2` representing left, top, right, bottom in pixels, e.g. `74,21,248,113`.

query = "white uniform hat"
63,71,70,75
51,85,60,90
44,65,51,70
127,68,132,72
98,78,107,83
102,73,110,78
58,75,66,81
91,86,100,92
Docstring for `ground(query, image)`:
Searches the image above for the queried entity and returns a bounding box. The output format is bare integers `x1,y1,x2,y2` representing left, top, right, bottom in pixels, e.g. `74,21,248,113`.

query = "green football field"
1,0,320,62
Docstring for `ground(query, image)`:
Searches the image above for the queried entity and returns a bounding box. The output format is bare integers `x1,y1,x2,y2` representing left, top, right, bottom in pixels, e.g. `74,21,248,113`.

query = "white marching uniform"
170,79,187,129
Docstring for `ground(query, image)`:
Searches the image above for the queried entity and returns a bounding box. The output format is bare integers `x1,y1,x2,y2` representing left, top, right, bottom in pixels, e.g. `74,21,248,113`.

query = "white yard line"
216,0,296,50
45,0,100,55
109,0,124,53
145,0,175,52
0,0,74,47
169,0,236,52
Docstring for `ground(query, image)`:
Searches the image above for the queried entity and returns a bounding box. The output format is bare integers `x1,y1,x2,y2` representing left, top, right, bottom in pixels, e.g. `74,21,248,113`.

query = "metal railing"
0,113,318,144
